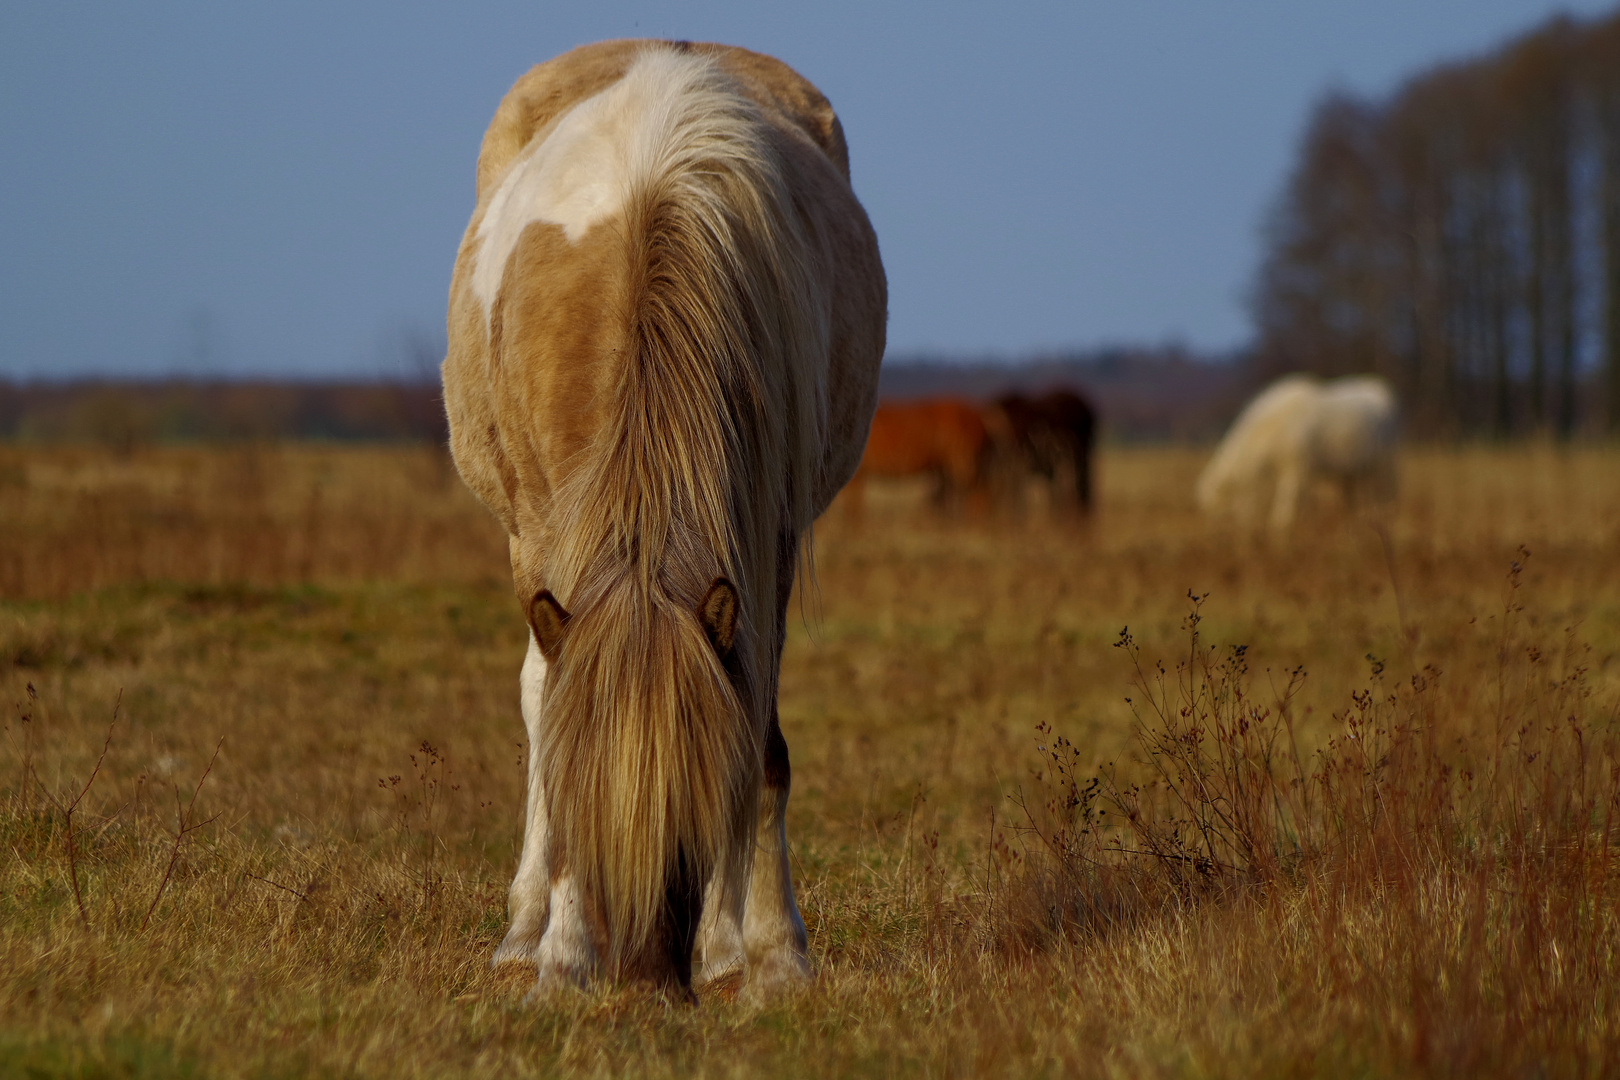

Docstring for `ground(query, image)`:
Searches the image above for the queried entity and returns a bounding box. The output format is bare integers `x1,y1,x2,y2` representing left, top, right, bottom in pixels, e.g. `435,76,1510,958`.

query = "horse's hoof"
491,922,543,968
693,958,745,1002
743,949,812,1002
524,963,590,1004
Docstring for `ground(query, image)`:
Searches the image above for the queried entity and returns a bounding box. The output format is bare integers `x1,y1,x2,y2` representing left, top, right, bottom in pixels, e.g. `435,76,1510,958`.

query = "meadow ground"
2,441,1619,1078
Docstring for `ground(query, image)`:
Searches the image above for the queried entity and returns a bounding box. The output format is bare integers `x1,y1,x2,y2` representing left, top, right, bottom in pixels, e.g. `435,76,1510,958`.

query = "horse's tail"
537,576,758,986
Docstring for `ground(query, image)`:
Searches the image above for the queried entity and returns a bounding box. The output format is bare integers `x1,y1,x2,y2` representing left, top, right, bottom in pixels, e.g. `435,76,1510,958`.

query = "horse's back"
1313,376,1398,474
1319,376,1396,426
1234,377,1319,438
1025,390,1096,449
446,40,886,539
474,41,851,203
1035,389,1094,429
1209,377,1319,467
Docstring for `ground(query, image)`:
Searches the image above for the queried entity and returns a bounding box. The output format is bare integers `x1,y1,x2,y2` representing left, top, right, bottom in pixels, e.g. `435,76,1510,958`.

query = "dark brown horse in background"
987,389,1096,514
844,398,992,516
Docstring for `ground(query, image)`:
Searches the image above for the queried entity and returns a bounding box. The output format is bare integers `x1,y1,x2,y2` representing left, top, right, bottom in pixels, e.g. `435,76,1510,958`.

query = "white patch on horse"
471,49,719,316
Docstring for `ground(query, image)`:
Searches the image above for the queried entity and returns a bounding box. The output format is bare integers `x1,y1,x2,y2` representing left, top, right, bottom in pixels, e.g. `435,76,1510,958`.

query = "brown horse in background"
987,389,1096,514
844,398,992,515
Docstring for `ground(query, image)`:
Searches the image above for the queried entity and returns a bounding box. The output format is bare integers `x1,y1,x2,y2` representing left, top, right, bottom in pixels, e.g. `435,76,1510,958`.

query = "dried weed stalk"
141,737,224,931
37,689,120,930
380,739,458,909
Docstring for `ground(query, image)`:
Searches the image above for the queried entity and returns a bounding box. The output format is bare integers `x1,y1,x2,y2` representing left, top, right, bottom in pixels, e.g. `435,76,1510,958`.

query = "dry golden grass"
3,441,1619,1078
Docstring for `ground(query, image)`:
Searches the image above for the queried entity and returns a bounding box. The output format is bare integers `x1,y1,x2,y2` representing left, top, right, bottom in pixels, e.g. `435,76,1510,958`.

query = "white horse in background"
1197,374,1398,533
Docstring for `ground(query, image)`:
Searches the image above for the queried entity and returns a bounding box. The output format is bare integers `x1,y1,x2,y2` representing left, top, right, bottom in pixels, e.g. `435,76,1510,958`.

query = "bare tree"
1253,11,1616,439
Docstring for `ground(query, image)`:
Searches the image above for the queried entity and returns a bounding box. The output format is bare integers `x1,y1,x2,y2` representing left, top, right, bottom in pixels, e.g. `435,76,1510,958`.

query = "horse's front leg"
1270,459,1306,535
530,872,598,993
493,634,552,966
742,714,811,997
692,821,749,995
497,633,600,991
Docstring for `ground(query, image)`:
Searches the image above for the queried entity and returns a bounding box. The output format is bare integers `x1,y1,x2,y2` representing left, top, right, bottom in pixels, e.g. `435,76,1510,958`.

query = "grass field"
3,442,1620,1078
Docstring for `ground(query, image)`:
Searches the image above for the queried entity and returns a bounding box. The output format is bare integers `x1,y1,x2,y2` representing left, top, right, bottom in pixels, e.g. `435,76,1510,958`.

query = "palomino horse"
986,389,1096,514
1197,374,1397,533
442,41,886,997
843,397,992,515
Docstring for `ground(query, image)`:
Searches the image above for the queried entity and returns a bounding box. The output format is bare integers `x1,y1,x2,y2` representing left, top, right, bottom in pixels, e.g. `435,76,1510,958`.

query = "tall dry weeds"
999,548,1620,1074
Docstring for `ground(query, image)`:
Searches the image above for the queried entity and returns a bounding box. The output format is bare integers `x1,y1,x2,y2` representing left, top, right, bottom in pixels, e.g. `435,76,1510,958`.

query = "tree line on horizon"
1254,10,1620,437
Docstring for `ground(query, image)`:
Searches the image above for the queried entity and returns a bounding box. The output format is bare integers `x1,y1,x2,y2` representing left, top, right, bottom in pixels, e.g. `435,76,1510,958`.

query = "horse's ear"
697,578,738,657
527,590,570,661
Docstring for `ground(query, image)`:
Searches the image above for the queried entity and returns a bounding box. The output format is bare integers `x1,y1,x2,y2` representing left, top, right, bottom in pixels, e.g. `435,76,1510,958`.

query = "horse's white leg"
738,534,811,998
1270,460,1305,534
692,828,749,992
530,874,598,993
493,634,551,966
511,631,598,992
1227,460,1265,528
742,720,811,997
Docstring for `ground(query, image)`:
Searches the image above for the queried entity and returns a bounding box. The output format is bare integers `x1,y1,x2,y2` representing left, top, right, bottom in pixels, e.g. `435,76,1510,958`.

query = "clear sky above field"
2,1,1613,378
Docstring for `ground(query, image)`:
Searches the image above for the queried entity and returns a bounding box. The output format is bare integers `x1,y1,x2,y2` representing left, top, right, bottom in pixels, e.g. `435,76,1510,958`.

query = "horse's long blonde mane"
534,47,828,967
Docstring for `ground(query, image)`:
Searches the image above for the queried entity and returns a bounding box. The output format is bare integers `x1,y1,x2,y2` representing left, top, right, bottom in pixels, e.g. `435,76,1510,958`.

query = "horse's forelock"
537,568,759,967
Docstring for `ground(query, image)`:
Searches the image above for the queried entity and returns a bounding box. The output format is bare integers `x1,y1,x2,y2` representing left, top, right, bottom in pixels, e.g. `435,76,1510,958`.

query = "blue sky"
2,1,1614,378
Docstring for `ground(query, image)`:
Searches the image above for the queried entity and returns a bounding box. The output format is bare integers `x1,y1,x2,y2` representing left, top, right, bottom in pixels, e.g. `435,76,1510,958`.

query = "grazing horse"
986,389,1096,514
1197,374,1397,533
442,40,886,997
843,398,992,515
